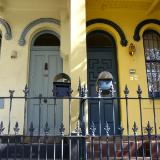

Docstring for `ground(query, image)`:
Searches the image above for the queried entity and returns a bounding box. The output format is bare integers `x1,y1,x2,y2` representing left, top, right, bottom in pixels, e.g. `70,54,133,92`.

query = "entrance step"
86,138,160,159
0,143,69,159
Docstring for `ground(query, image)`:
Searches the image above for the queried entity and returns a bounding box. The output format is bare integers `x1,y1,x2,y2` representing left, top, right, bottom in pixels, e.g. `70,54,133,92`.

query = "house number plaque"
129,69,138,80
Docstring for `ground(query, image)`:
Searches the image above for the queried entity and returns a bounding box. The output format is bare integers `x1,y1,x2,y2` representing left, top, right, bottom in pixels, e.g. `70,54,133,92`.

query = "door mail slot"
53,73,71,97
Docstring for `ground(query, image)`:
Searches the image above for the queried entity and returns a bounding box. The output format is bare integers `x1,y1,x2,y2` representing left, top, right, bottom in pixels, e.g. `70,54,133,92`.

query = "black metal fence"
0,84,159,159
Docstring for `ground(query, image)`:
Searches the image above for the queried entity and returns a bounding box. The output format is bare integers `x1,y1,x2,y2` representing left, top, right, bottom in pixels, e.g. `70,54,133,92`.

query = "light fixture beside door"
129,43,136,56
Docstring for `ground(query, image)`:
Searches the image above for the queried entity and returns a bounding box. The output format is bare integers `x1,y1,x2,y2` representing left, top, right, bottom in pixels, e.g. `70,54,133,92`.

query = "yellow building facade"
0,0,160,135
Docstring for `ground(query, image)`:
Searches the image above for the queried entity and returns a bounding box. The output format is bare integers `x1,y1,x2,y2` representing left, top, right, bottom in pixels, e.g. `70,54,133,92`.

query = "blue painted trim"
18,18,60,46
0,18,12,40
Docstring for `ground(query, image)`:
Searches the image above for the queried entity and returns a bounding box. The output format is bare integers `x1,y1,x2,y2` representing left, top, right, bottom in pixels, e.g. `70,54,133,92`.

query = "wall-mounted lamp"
129,43,136,56
11,50,18,59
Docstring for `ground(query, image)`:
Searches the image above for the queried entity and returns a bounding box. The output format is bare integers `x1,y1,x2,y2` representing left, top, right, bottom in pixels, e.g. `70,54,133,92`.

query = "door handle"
44,62,48,77
44,62,48,70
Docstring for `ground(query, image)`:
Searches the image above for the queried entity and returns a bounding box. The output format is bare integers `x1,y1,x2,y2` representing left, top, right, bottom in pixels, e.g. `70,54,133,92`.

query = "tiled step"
0,136,159,159
86,139,160,159
87,157,152,160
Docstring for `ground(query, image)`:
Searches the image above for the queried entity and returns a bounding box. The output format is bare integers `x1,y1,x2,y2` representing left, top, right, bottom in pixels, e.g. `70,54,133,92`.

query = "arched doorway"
27,30,63,135
87,30,120,135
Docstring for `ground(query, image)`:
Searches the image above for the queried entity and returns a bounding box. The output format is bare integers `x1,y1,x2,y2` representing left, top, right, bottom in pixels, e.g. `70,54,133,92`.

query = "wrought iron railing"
0,84,159,159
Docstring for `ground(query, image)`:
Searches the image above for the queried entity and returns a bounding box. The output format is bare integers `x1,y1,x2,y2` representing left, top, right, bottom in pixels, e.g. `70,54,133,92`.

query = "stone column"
60,9,71,134
70,0,87,130
70,0,87,90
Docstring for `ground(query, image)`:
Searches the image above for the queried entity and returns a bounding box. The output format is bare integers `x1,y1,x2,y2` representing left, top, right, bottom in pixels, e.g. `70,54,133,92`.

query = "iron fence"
0,84,159,159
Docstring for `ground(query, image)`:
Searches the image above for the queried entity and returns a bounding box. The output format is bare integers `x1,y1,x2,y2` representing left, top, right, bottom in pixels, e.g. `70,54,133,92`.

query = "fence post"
132,122,138,160
104,122,110,160
124,85,130,159
137,85,145,160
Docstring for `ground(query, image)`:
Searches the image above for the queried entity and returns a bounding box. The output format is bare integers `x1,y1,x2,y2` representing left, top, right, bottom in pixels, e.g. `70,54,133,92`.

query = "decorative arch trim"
18,18,60,46
86,18,128,46
133,19,160,41
0,18,12,40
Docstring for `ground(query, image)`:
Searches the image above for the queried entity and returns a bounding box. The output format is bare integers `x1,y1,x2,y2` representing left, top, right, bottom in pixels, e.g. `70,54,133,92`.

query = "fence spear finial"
13,122,20,135
23,84,29,98
145,121,153,137
104,121,110,136
29,122,34,136
132,122,138,135
90,121,96,136
0,121,5,135
44,122,50,135
9,90,15,98
118,125,124,135
59,122,65,136
124,85,129,97
137,85,142,98
75,121,82,136
78,77,81,94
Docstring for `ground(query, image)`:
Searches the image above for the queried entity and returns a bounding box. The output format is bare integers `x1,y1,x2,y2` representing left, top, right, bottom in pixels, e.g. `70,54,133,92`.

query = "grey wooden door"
87,48,120,135
27,48,63,135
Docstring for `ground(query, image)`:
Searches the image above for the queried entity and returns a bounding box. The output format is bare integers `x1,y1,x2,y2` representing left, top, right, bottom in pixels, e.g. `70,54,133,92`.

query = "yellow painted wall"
69,0,87,133
86,9,160,134
0,0,159,135
0,8,71,134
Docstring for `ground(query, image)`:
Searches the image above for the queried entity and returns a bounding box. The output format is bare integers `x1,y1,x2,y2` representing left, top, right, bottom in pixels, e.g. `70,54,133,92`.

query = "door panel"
27,50,63,135
47,54,63,134
88,48,119,135
30,54,46,96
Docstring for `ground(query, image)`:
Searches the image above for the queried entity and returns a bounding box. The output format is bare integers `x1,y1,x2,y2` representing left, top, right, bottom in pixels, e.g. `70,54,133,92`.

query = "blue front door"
27,48,63,135
87,47,120,135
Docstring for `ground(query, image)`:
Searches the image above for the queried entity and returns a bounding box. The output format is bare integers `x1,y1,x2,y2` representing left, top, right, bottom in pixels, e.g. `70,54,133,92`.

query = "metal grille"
0,84,159,159
143,30,160,97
